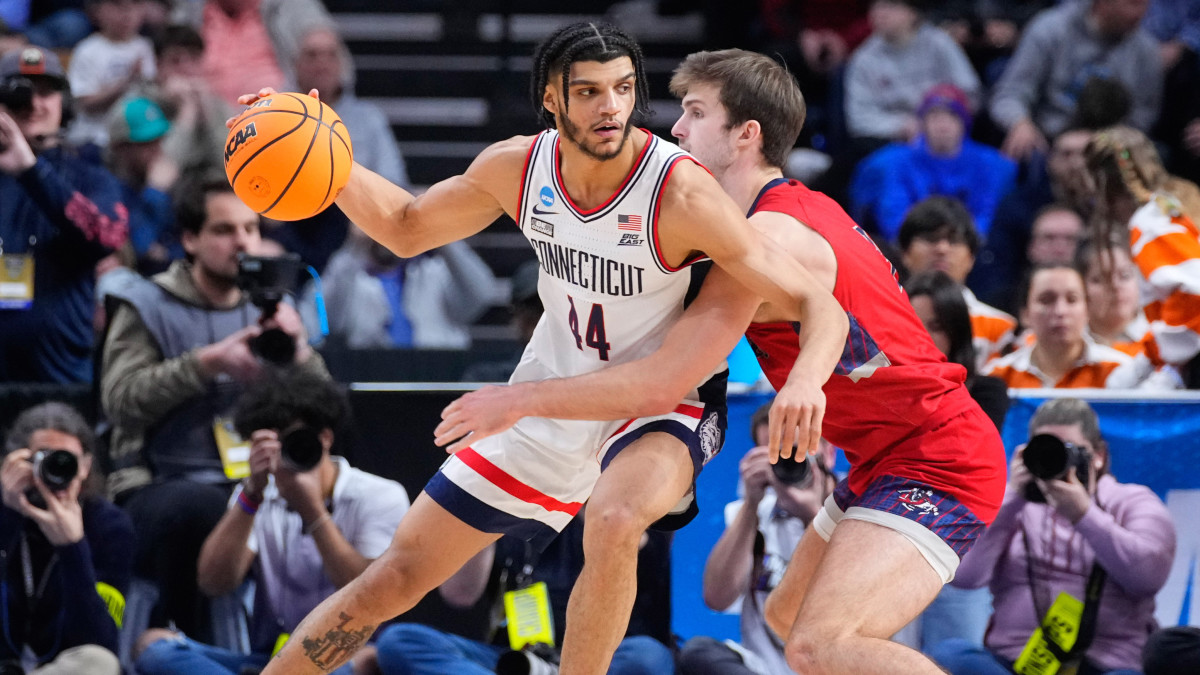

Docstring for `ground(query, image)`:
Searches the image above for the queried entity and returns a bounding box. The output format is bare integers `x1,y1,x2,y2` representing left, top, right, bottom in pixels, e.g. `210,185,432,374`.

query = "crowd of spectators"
1,0,1199,673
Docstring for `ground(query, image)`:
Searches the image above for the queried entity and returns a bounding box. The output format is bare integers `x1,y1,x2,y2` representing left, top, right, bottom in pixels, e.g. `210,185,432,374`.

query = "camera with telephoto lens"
236,253,303,365
496,643,560,675
771,450,812,487
0,76,34,115
280,426,323,472
25,449,79,508
1021,433,1091,503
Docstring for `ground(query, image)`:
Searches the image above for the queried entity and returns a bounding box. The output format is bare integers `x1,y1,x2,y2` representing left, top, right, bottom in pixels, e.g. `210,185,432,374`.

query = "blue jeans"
919,585,992,652
929,639,1144,675
136,635,354,675
375,623,675,675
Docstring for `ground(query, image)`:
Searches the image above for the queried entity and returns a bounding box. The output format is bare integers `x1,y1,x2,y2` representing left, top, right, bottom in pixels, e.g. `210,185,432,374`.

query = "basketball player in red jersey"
235,26,849,675
440,50,1007,674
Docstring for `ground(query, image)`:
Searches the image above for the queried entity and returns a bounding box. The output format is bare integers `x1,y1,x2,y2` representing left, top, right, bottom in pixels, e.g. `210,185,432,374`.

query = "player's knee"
783,632,828,675
583,502,645,553
784,626,855,675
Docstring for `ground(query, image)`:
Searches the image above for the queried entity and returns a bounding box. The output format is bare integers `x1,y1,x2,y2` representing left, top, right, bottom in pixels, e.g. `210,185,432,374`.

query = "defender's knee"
783,629,847,675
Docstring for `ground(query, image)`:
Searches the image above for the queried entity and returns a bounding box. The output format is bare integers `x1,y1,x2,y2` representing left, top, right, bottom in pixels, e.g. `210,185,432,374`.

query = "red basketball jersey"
744,179,1004,521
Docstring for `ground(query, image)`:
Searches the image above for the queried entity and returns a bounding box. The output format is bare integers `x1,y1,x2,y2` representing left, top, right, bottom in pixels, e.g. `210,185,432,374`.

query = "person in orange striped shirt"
983,264,1177,389
1077,236,1149,356
898,197,1017,370
1083,127,1200,385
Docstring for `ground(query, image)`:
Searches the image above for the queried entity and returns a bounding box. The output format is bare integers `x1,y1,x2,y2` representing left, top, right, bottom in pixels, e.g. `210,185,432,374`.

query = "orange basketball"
224,92,353,221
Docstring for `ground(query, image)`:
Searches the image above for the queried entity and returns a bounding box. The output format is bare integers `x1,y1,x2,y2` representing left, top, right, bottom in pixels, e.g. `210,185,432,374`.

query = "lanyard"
19,534,57,606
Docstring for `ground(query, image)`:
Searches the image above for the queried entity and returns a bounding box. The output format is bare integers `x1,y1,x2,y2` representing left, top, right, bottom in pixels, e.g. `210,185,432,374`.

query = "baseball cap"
0,46,68,88
108,96,170,144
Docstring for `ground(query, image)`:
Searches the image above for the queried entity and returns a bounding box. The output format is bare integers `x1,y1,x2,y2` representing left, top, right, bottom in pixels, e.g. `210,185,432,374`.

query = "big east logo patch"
225,122,258,164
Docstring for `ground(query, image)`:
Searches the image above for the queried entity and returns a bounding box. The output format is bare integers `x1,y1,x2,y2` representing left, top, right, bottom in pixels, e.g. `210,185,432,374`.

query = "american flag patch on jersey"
617,214,642,231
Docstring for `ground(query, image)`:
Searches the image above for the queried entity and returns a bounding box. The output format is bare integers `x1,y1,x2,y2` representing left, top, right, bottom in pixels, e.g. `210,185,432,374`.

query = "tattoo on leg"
300,612,375,671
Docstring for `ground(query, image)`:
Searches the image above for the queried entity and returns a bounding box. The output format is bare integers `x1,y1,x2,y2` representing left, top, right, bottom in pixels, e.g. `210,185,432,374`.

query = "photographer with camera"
100,177,328,643
0,402,134,675
0,45,129,384
677,403,836,675
930,398,1176,675
133,369,409,675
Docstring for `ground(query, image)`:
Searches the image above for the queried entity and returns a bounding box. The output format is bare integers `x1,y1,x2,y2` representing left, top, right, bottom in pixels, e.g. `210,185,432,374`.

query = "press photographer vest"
109,276,261,484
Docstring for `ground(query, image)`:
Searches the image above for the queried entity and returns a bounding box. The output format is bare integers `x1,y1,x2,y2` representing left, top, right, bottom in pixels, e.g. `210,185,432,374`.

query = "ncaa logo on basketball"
249,98,274,110
896,488,939,517
224,122,258,164
539,186,555,207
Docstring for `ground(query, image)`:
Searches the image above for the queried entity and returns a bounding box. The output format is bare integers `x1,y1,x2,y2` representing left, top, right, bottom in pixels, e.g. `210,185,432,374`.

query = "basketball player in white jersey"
242,23,848,675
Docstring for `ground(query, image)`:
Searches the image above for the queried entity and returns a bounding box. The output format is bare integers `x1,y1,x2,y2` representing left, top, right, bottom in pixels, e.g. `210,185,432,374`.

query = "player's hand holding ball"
224,88,353,221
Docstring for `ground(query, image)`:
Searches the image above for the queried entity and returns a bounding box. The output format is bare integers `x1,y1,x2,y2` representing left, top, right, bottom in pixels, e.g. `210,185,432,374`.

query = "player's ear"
542,86,560,116
738,119,762,149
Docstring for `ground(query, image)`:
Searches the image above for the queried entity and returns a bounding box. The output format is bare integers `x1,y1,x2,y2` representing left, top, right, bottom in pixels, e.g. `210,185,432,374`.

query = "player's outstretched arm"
233,87,521,257
335,139,523,257
434,265,759,453
659,163,848,461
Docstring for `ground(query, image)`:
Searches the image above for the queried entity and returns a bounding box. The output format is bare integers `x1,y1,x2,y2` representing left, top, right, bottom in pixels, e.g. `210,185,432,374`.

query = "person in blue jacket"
852,83,1017,243
0,45,128,384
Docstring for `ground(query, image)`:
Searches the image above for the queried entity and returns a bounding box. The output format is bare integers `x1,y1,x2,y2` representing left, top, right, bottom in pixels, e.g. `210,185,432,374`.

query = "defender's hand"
436,384,525,454
767,376,824,464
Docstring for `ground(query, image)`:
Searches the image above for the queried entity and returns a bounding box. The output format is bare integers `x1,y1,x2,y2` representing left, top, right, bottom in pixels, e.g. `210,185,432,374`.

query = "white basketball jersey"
516,130,708,380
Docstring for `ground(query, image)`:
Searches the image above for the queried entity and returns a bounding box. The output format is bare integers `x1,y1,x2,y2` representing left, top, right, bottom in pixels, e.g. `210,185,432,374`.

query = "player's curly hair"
529,22,651,129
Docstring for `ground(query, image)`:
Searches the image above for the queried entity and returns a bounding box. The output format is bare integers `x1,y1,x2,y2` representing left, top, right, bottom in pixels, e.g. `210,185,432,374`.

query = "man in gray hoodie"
989,0,1161,161
100,177,327,643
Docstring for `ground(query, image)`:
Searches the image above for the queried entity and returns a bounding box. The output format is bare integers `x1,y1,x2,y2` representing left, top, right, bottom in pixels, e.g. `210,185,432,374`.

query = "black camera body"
1022,433,1091,503
0,76,34,115
236,253,303,365
280,426,323,472
771,453,812,487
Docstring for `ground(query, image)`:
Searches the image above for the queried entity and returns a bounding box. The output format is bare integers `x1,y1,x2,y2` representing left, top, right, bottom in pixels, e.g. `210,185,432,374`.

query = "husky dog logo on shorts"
698,412,721,465
896,487,939,517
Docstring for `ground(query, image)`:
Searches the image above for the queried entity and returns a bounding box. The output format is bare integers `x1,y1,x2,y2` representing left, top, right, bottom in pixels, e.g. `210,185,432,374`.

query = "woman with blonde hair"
1083,126,1200,381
